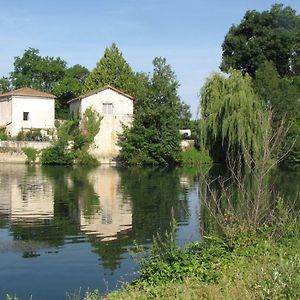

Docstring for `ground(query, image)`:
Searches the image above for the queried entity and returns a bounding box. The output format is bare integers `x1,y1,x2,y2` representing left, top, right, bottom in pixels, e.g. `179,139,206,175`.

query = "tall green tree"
11,48,66,91
119,57,183,166
9,48,89,117
254,61,298,122
52,64,89,110
254,61,300,164
200,70,269,165
220,4,300,77
0,77,10,93
83,43,136,95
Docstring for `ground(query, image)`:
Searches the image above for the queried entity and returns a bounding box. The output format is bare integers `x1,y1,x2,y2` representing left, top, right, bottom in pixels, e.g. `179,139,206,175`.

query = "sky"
1,0,300,117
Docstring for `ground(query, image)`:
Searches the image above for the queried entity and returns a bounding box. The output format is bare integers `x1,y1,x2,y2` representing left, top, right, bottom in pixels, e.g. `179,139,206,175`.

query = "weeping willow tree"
200,70,269,165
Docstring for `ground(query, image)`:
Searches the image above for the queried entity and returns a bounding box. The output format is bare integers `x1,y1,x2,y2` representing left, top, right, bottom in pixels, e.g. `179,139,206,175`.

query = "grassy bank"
77,209,299,300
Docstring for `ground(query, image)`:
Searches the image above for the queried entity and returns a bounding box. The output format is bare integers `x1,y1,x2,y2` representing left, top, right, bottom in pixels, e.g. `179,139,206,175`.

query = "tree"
254,61,300,164
0,77,11,93
200,70,269,165
83,43,136,95
10,48,90,117
220,4,300,77
11,48,66,91
52,64,89,110
119,57,183,166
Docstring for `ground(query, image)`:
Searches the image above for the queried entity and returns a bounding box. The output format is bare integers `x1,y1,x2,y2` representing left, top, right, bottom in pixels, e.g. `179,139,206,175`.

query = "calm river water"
0,164,299,299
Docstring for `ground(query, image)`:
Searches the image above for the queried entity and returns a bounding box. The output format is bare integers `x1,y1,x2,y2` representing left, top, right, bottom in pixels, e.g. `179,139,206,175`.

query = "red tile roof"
0,87,55,99
67,85,135,104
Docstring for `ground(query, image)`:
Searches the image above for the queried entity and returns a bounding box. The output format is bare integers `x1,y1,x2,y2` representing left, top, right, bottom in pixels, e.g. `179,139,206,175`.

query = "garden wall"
0,141,52,163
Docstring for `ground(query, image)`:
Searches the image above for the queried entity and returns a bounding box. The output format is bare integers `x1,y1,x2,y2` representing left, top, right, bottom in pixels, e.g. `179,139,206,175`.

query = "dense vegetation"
0,48,89,118
40,108,101,166
200,70,268,165
220,3,300,164
118,57,186,166
2,4,298,166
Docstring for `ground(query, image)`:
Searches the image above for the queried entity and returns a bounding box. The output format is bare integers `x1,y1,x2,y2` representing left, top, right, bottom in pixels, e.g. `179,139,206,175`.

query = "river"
0,164,299,299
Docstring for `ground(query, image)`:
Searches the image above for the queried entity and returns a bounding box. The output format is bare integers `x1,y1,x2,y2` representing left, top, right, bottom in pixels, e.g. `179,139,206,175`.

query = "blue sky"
1,1,299,117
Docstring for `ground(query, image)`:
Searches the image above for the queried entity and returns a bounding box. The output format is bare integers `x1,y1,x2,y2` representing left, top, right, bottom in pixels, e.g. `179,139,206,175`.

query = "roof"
0,87,56,99
67,85,135,104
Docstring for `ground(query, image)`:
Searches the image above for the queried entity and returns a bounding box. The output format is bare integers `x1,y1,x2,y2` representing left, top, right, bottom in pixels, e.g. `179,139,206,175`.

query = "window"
102,103,113,115
23,112,29,121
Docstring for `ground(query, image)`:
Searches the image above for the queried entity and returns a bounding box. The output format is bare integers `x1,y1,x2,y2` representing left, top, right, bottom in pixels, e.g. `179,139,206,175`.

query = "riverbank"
0,141,51,163
97,215,300,299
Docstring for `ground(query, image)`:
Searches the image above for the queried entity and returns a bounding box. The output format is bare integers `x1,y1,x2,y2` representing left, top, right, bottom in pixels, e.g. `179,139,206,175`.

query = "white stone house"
0,87,55,137
68,85,134,163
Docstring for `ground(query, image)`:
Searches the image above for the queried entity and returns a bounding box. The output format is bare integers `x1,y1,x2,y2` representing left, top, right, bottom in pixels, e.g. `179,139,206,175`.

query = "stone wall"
0,141,51,163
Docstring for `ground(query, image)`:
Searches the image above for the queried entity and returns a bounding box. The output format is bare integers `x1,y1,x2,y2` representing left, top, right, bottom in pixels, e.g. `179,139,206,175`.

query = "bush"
17,129,43,141
75,150,99,167
22,147,38,164
0,128,8,140
41,143,74,165
181,147,212,166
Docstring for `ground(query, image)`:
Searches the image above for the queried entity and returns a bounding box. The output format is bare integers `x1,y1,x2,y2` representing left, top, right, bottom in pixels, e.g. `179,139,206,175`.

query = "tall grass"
181,147,212,166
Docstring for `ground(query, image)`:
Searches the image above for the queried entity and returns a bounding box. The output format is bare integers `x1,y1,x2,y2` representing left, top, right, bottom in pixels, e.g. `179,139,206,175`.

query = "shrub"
16,129,43,141
75,150,99,167
22,147,38,164
0,128,8,140
181,147,212,166
41,143,74,165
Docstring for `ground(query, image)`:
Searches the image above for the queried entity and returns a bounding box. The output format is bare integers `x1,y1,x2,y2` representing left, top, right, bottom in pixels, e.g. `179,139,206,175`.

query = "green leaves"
221,4,299,77
200,70,269,165
83,43,135,95
119,57,185,166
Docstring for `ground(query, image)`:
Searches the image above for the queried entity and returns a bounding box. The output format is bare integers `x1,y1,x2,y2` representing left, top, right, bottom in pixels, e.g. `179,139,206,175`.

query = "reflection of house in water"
79,167,132,241
0,164,54,223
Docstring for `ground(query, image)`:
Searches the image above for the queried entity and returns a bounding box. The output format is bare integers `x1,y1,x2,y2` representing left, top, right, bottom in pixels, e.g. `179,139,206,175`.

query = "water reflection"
0,166,194,249
1,163,298,299
0,165,54,222
0,164,200,299
80,167,132,241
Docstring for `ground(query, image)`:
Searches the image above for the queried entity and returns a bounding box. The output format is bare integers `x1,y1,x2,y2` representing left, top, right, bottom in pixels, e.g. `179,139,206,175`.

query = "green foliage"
11,47,66,92
40,142,74,165
220,4,300,77
134,218,231,287
108,198,300,299
181,147,212,166
200,70,269,165
0,128,8,140
84,43,136,95
109,218,300,300
254,61,300,164
8,47,89,118
0,76,11,93
22,147,38,164
81,107,102,146
52,64,89,110
119,57,184,166
16,129,45,141
41,109,101,166
75,150,99,167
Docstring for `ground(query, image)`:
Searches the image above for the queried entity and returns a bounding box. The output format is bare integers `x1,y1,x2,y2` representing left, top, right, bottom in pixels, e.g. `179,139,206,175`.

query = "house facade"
0,87,55,137
68,85,134,163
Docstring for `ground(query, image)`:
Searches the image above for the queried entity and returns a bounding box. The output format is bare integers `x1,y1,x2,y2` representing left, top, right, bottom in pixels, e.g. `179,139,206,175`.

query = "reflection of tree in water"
118,168,189,242
199,164,300,235
271,166,300,209
10,166,100,249
4,165,193,272
86,167,191,272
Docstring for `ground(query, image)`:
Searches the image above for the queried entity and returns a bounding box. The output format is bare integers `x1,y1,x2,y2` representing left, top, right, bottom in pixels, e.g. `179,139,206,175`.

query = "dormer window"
23,112,29,121
103,103,113,115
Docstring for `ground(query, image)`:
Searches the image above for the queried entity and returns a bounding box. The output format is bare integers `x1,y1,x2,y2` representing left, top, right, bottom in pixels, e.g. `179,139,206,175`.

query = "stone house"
68,85,134,163
0,87,56,137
